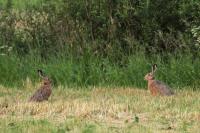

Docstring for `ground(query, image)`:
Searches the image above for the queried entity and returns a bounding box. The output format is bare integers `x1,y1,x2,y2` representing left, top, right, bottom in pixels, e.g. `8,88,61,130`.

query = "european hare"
144,64,174,96
29,70,52,102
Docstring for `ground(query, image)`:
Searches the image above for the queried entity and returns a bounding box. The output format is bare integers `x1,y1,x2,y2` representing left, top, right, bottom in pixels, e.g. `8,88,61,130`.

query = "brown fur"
29,70,52,102
144,64,174,96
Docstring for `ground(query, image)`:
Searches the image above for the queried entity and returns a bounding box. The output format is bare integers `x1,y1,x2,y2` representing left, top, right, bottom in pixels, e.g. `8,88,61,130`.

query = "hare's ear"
37,69,45,78
151,64,157,74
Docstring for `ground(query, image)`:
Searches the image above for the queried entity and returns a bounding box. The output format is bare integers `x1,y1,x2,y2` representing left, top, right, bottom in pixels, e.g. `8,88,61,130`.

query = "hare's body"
148,79,174,96
145,64,174,96
29,83,52,102
29,70,52,102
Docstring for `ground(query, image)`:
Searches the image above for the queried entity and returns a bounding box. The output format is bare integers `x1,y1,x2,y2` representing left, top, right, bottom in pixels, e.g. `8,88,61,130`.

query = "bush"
0,0,199,59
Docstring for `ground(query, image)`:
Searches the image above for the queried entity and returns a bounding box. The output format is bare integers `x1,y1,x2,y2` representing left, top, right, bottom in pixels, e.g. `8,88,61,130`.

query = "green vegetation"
0,86,200,133
0,54,199,89
0,1,199,133
0,0,199,88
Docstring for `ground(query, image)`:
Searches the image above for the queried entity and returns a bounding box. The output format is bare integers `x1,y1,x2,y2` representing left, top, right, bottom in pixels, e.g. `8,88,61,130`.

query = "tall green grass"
0,0,44,9
0,53,199,89
0,0,64,10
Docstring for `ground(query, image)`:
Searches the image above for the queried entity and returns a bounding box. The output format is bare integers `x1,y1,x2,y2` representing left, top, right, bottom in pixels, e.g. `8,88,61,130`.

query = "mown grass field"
0,83,199,133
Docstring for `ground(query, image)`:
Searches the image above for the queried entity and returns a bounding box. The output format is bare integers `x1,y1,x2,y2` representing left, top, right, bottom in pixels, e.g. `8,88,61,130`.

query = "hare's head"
37,69,51,85
144,64,157,81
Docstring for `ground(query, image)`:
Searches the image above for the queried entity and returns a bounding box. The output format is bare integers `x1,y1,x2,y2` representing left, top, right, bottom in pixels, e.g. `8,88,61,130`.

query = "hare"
144,64,174,96
29,69,52,102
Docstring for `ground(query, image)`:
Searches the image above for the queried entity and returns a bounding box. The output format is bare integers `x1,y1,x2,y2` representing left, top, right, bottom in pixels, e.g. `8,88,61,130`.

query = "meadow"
0,85,200,133
0,0,200,132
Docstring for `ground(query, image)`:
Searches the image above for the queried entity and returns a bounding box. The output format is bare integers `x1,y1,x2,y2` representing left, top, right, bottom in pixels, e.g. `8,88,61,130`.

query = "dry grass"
0,85,200,133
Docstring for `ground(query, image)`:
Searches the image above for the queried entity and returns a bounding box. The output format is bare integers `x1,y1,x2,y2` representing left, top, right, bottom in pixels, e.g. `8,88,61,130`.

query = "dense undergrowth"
0,0,199,88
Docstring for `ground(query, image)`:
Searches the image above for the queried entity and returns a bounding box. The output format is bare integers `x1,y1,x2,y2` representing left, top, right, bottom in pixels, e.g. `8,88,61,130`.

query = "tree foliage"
0,0,199,59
